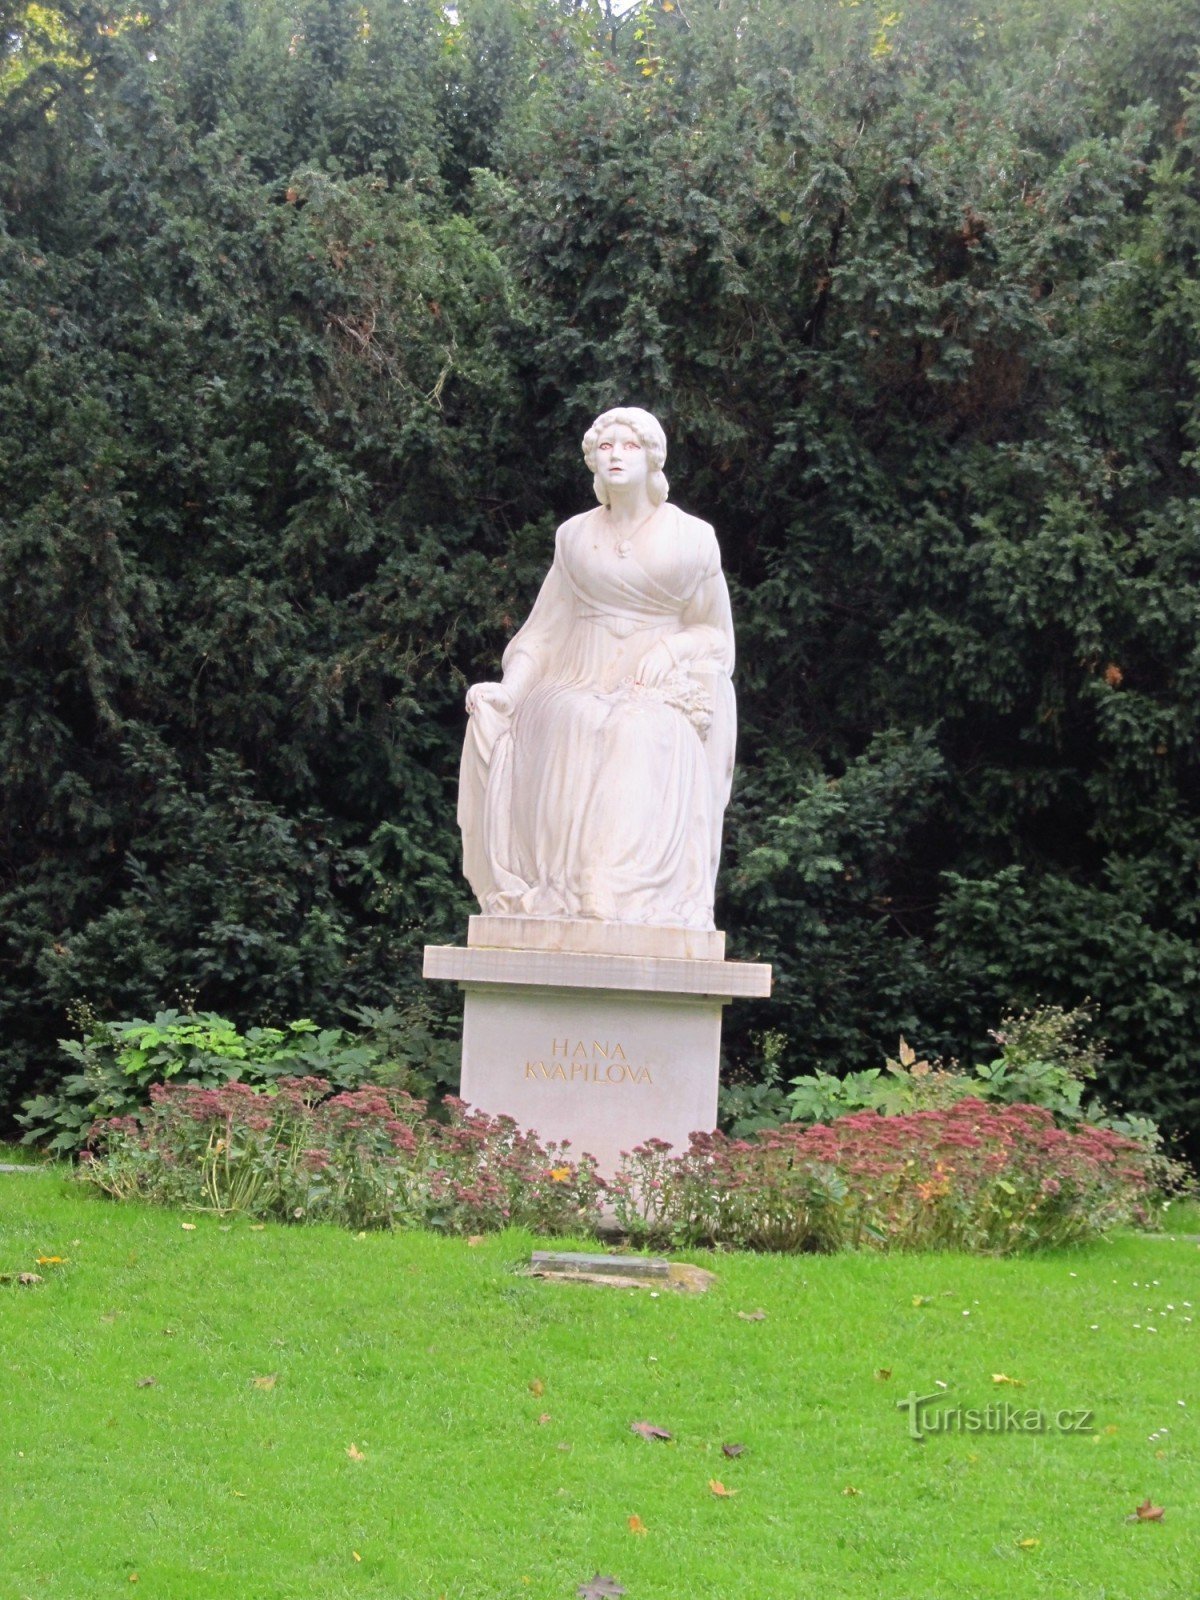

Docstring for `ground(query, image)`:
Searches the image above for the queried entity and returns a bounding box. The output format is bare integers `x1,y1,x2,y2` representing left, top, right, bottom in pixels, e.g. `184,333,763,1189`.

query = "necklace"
605,503,659,559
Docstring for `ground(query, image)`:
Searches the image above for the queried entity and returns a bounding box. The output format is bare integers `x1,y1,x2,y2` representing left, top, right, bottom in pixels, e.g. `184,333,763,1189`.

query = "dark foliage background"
2,0,1198,1150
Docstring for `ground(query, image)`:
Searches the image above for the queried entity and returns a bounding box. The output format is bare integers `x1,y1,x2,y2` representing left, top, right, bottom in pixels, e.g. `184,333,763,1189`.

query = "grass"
1,1172,1197,1599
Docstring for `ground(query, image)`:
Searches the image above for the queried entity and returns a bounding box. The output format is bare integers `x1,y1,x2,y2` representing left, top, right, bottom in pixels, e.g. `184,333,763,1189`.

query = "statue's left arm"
638,522,734,683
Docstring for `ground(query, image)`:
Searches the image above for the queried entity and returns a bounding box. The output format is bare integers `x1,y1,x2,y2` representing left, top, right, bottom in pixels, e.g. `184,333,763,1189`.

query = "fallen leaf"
992,1373,1025,1387
36,1256,67,1266
536,1412,552,1425
346,1443,365,1461
874,1368,893,1381
232,1490,246,1498
1129,1498,1164,1523
721,1442,746,1458
466,1235,484,1247
842,1485,862,1496
252,1375,277,1391
556,1442,572,1452
17,1273,43,1287
352,1551,362,1562
577,1577,627,1599
136,1376,157,1389
1016,1538,1041,1549
128,1574,139,1584
181,1222,197,1231
249,1224,266,1231
630,1421,672,1442
627,1514,647,1535
528,1378,545,1398
912,1295,933,1307
708,1478,737,1497
736,1308,767,1322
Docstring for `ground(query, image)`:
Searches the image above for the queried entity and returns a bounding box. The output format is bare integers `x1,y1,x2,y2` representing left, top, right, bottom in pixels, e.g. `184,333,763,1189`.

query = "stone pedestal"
423,920,771,1175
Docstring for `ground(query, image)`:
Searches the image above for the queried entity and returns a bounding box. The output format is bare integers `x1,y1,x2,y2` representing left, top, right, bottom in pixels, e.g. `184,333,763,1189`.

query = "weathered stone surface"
527,1253,716,1294
468,915,726,962
424,944,771,999
531,1250,671,1280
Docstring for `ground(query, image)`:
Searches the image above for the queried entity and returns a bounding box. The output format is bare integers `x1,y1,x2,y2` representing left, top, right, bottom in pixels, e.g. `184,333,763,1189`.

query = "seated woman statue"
458,407,736,931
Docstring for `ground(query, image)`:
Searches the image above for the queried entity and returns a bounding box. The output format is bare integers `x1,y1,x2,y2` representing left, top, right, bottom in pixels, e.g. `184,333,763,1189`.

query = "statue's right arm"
465,521,576,717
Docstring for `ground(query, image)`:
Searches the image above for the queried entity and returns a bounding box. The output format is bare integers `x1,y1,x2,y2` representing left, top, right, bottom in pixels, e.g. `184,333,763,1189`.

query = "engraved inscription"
526,1040,651,1085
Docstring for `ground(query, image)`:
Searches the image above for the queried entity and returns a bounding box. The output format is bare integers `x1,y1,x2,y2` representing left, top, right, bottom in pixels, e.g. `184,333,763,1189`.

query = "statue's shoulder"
671,505,721,570
553,509,595,554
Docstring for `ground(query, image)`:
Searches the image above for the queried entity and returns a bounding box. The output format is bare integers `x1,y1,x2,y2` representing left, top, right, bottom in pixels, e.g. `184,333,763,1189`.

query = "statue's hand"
635,641,678,689
465,681,514,717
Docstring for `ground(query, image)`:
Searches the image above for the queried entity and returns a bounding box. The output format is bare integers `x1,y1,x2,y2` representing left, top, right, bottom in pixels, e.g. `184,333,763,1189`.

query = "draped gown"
458,504,736,931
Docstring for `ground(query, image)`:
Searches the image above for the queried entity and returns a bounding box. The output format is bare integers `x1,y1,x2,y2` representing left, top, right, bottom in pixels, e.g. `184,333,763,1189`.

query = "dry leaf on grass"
528,1378,545,1398
252,1375,277,1391
1016,1538,1041,1549
630,1420,672,1442
136,1377,157,1389
736,1308,766,1322
627,1514,647,1535
181,1223,197,1231
708,1478,737,1497
721,1442,746,1458
992,1373,1025,1387
874,1368,892,1381
536,1412,552,1425
346,1443,365,1461
1128,1498,1164,1523
466,1235,484,1247
842,1485,862,1497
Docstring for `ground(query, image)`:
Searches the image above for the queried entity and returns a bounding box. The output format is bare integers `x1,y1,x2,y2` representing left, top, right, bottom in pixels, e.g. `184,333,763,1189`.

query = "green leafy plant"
972,1004,1103,1120
18,1006,449,1154
718,1030,791,1137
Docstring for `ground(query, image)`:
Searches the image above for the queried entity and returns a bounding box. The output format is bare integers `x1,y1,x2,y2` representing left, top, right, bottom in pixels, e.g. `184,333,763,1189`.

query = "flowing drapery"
459,505,736,929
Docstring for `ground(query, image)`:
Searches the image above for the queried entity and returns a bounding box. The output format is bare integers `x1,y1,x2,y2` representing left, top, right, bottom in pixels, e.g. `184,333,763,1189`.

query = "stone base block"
458,983,723,1176
468,915,725,962
424,934,771,1177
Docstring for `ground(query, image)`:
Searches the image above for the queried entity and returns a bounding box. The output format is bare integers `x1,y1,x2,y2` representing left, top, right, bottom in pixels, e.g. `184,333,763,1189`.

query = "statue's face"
595,423,649,495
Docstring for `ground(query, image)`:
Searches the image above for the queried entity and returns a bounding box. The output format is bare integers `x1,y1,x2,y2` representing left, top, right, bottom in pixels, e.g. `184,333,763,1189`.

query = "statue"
458,407,736,931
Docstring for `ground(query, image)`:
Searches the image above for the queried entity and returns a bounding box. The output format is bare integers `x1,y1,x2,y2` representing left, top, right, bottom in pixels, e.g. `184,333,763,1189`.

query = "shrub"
611,1101,1153,1255
19,1006,449,1155
78,1082,604,1236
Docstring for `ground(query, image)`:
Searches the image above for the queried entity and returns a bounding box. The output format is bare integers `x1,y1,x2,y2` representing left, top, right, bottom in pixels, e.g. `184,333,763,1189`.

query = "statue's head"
582,407,669,508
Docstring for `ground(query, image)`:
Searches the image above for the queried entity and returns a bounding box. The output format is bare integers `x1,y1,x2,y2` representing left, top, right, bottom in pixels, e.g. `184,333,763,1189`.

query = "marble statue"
458,407,736,931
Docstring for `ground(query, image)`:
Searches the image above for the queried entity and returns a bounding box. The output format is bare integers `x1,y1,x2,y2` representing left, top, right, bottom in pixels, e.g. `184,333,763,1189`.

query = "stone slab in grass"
528,1250,715,1293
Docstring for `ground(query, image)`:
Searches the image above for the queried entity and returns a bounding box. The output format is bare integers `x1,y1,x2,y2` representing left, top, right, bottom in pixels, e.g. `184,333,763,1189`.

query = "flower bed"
610,1099,1153,1253
81,1081,604,1235
80,1087,1152,1254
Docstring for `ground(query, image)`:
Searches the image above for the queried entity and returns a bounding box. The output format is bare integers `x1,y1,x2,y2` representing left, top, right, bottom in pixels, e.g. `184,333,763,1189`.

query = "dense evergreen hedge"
2,0,1198,1150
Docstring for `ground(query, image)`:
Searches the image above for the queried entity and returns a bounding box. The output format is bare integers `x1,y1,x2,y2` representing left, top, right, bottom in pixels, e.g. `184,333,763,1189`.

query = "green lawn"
1,1170,1197,1599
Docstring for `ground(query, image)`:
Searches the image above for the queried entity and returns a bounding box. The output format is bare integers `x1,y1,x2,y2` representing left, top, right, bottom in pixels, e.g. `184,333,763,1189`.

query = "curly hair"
582,406,670,507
